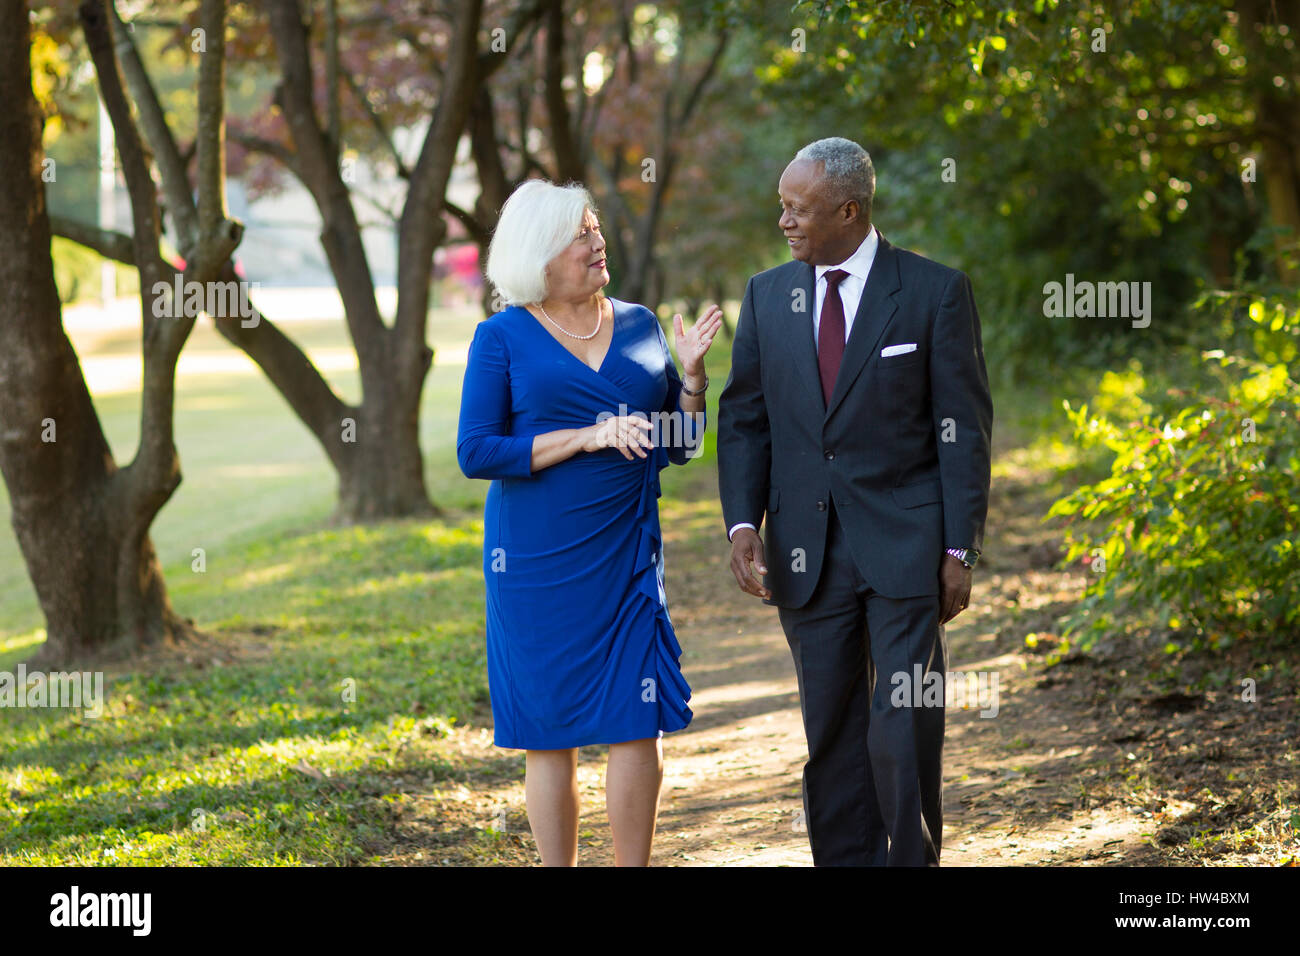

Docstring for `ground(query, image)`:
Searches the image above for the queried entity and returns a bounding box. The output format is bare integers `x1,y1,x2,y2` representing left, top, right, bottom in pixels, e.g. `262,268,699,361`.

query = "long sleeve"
457,320,535,480
928,270,993,551
654,309,706,466
716,277,771,535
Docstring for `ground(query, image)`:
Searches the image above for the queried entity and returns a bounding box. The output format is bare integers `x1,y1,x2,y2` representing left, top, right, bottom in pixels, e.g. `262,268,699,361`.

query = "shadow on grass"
0,508,502,863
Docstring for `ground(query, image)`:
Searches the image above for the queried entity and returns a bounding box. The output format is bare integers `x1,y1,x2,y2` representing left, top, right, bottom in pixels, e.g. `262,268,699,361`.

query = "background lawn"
0,300,724,865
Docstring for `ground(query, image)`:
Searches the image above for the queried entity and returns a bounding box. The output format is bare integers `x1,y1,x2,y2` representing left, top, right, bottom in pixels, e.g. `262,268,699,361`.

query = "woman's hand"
582,413,654,460
673,304,724,380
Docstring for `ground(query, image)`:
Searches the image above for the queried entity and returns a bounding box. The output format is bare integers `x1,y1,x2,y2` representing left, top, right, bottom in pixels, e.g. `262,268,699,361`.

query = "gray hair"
794,137,875,214
486,179,598,306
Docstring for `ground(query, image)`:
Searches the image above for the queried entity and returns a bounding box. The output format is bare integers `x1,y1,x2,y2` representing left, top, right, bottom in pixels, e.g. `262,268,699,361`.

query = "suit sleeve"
717,277,771,536
457,321,535,480
928,270,993,552
654,309,706,466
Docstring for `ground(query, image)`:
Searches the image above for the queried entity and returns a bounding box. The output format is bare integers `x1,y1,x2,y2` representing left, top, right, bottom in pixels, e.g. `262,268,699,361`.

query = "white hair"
485,179,597,306
794,137,875,213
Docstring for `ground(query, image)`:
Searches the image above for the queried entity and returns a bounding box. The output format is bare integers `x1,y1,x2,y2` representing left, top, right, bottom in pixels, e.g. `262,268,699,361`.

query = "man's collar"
815,225,878,284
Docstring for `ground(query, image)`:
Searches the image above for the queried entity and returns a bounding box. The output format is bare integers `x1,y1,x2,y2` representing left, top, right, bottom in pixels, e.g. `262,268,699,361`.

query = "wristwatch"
945,547,980,569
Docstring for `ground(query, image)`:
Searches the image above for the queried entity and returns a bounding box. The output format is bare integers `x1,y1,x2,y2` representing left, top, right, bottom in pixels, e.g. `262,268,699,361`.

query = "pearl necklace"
538,297,602,340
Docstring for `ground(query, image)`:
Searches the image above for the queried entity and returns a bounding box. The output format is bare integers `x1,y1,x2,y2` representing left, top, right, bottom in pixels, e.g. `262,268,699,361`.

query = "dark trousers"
778,497,947,866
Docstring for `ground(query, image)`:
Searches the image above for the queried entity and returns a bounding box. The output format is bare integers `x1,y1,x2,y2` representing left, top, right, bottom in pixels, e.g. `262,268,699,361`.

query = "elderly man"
717,137,992,866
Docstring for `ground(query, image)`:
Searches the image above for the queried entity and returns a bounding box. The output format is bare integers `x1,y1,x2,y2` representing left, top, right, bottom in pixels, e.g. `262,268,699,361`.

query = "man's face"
777,159,858,265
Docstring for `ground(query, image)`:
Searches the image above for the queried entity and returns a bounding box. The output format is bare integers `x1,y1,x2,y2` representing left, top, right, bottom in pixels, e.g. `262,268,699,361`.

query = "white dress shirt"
728,227,880,541
813,225,879,350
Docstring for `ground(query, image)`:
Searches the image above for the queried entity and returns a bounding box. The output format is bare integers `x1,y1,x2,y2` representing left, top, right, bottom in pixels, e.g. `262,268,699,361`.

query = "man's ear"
841,199,861,224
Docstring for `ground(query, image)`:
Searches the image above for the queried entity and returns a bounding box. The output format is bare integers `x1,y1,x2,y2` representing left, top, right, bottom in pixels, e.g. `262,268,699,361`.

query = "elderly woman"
457,179,721,866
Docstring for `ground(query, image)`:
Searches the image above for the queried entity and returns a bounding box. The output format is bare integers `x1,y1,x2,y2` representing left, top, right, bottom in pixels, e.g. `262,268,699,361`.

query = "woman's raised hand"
673,304,724,379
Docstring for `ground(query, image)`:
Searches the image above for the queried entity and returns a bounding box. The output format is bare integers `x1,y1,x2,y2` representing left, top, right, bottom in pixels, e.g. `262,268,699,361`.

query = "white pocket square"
881,343,917,357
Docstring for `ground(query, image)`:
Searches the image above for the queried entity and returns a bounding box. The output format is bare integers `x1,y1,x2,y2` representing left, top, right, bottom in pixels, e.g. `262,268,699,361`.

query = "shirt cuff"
728,521,757,541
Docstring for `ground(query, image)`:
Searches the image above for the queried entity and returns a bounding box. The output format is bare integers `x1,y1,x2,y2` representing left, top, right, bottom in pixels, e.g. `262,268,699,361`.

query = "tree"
0,0,239,665
47,0,513,523
243,0,482,520
461,0,733,312
751,0,1299,373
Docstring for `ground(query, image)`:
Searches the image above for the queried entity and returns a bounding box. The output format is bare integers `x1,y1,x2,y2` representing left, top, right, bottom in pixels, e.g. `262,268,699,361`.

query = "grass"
1,511,494,863
0,305,489,646
1,300,488,863
0,298,725,865
0,294,1196,866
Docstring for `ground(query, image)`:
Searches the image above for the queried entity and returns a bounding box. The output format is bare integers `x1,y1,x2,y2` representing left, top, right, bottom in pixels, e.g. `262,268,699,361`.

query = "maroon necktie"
817,269,849,405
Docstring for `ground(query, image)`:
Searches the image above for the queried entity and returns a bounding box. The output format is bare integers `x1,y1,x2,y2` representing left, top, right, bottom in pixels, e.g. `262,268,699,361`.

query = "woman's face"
543,209,608,302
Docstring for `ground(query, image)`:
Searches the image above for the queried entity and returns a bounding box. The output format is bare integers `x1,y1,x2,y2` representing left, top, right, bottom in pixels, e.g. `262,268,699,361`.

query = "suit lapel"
824,232,902,421
787,261,824,412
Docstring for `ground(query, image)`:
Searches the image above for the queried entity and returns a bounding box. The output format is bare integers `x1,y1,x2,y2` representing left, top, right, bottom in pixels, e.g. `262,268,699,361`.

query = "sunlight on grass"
230,561,300,588
992,435,1086,481
0,305,1116,866
212,463,316,480
0,302,502,864
1,631,45,661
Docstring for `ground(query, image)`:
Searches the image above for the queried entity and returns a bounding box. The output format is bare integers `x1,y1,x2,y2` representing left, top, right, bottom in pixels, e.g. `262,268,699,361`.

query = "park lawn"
0,293,1092,867
0,302,489,864
0,511,493,865
0,303,722,865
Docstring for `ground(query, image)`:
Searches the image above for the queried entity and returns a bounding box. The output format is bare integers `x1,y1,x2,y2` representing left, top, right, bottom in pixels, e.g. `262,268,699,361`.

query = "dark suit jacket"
717,231,993,608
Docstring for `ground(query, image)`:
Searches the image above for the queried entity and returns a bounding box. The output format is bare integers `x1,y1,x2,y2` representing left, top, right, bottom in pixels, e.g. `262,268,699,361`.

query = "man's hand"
938,553,973,624
729,528,770,600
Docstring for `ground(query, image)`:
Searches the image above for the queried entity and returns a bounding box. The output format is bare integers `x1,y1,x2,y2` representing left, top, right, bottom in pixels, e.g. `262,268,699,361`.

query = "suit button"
824,450,835,460
816,500,827,511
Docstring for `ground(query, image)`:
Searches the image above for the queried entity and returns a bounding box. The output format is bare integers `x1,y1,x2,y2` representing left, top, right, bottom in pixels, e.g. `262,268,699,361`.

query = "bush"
1047,287,1300,652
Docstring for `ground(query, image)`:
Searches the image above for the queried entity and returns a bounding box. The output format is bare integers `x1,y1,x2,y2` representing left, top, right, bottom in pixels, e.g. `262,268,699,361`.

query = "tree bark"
0,0,223,666
255,0,487,522
1239,0,1300,284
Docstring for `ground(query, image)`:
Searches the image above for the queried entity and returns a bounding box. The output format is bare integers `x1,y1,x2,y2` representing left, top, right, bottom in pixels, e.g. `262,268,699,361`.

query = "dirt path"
591,433,1156,867
392,426,1296,866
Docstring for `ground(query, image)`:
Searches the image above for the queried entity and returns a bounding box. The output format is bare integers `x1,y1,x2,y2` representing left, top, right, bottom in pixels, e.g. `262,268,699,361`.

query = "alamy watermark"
1042,274,1151,328
151,276,259,326
890,665,999,718
0,665,105,718
49,886,150,936
597,403,706,459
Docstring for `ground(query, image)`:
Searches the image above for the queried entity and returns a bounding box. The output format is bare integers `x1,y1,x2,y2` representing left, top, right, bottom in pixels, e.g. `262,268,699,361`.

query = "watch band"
945,547,980,569
680,373,709,396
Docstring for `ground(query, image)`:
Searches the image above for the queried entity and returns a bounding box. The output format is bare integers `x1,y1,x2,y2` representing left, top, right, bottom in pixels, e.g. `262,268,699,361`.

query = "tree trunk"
260,0,485,522
711,281,733,339
335,341,435,522
1239,0,1300,285
0,0,197,666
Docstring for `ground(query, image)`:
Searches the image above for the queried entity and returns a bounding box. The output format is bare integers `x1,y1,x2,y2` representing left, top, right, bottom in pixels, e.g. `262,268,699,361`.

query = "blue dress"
456,298,704,749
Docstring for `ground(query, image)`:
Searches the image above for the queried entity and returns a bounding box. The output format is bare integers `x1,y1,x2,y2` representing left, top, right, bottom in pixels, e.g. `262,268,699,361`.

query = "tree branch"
50,216,138,266
194,0,242,278
394,0,483,351
444,199,487,245
543,0,583,182
478,0,549,79
325,0,341,155
343,70,410,179
107,1,200,258
676,30,729,128
264,0,387,350
230,130,298,172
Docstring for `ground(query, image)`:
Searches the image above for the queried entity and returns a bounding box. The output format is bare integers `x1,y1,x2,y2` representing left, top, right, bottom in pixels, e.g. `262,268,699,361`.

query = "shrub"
1047,288,1300,652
